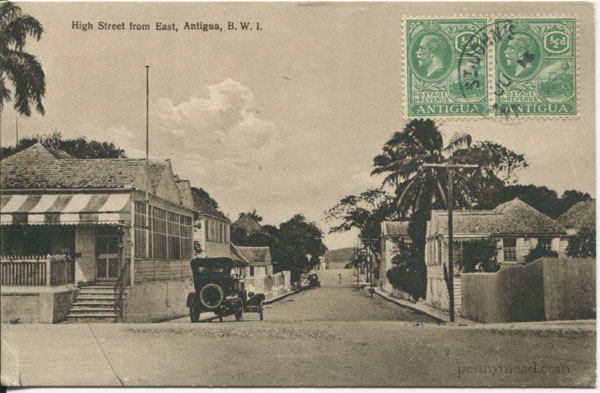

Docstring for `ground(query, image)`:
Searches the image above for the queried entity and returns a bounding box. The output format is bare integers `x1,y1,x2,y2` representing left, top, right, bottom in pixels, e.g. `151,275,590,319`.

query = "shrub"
566,227,596,258
525,243,558,263
458,238,500,273
386,265,426,301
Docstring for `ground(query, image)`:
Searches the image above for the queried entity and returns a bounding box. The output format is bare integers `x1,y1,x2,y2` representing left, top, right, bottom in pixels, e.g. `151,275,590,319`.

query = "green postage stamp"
495,18,577,117
405,18,489,118
404,17,578,118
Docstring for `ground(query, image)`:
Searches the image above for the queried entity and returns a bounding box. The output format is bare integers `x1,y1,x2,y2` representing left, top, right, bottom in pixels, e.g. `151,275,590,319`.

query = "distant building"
557,199,595,235
232,213,262,235
425,198,568,314
235,245,273,277
187,186,231,259
379,221,411,292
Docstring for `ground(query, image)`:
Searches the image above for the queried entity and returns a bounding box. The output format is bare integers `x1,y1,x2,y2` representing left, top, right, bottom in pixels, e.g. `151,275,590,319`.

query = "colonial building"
187,184,231,259
424,198,568,314
379,221,411,292
1,144,196,322
233,245,290,298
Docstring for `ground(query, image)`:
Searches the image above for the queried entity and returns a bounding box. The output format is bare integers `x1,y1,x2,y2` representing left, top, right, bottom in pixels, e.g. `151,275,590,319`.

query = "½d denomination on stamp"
495,18,577,117
405,18,489,118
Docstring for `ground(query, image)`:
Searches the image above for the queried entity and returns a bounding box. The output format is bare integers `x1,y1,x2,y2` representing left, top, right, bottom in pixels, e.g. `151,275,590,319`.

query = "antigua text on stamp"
494,18,577,117
405,18,489,118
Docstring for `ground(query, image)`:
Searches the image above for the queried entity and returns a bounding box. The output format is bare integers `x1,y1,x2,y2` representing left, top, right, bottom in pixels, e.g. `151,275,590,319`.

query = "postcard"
0,1,596,388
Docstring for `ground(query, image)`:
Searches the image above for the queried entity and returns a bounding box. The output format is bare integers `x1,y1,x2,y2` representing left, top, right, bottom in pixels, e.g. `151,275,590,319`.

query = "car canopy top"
190,257,248,271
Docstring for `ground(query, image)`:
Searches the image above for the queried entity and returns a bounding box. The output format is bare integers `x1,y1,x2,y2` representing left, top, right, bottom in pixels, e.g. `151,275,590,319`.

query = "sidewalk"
357,273,596,330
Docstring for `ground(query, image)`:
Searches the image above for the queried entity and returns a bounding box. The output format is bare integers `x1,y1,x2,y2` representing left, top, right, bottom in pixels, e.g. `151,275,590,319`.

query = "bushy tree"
458,238,500,273
477,185,591,218
273,214,327,280
0,132,126,159
525,244,559,263
325,188,393,277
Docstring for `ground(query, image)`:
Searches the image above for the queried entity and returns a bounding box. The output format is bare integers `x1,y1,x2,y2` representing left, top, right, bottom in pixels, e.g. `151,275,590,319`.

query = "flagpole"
145,65,150,259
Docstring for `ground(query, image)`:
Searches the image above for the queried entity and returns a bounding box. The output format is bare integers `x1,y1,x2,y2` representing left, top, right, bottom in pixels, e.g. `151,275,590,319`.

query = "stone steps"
66,284,127,322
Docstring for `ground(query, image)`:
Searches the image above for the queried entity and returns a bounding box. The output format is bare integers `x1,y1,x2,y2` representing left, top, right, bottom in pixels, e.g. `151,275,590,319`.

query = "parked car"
307,273,321,288
186,257,265,322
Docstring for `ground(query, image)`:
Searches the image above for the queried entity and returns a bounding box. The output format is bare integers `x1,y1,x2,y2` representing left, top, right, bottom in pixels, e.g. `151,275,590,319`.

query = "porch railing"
0,255,74,286
114,260,131,321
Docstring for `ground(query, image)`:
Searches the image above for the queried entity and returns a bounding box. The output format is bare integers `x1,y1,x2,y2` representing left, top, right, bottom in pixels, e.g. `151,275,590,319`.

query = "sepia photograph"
0,1,596,389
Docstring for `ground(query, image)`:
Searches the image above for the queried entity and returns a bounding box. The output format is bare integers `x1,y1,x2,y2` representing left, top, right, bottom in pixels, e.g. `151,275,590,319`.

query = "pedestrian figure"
338,273,342,285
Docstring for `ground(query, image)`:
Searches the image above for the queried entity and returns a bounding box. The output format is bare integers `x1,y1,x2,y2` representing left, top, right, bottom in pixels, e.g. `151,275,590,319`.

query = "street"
1,269,595,387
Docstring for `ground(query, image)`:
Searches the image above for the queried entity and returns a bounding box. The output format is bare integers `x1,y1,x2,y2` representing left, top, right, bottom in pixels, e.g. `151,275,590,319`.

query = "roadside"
357,271,596,330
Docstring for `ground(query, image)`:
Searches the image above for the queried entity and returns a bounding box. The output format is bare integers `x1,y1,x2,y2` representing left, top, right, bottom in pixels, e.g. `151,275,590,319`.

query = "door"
96,235,120,281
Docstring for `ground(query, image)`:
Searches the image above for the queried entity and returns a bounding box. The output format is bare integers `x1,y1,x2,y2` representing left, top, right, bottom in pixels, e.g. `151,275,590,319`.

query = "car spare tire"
199,283,225,310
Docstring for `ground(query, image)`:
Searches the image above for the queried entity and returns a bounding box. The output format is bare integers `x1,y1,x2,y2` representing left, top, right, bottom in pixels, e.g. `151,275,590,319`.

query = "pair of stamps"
404,17,577,118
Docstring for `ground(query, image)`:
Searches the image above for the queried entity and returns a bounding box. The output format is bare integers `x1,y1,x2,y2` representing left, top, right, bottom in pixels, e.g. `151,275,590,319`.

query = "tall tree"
272,214,327,281
325,188,393,275
0,2,46,116
371,119,527,299
371,119,474,217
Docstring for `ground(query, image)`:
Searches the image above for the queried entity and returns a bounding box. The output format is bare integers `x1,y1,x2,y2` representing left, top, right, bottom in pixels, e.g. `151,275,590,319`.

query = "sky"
1,2,595,250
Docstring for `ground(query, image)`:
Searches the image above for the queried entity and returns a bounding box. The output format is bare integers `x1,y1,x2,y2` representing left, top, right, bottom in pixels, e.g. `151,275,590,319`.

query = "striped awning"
0,193,131,225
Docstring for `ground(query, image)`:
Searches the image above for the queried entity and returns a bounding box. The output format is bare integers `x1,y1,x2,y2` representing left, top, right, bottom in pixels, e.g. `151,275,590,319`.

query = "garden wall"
461,258,595,323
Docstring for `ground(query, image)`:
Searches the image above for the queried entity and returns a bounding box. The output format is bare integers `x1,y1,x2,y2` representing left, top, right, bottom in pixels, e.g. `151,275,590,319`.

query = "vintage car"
307,273,321,288
186,257,265,322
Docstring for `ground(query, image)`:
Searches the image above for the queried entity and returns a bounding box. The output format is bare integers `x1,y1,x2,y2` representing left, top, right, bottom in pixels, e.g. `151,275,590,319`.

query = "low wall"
0,285,77,323
245,271,291,299
461,258,593,323
123,278,194,323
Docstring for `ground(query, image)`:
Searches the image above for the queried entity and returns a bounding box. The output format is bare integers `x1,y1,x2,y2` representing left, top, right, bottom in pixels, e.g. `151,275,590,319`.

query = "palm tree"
372,119,473,218
0,2,45,117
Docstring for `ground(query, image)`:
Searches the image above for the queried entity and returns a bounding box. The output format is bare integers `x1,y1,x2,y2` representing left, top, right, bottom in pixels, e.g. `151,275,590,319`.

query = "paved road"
1,269,596,387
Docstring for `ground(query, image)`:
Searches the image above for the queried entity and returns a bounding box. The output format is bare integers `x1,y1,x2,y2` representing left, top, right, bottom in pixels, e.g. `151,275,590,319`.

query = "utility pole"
422,163,477,322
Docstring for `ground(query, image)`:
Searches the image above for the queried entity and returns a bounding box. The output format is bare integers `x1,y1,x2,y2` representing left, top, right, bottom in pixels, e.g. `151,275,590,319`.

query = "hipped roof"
232,213,263,233
428,198,566,238
1,143,168,193
234,245,272,265
557,199,596,232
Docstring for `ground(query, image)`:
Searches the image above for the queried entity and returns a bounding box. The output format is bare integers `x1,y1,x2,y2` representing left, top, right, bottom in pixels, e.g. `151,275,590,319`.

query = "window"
250,266,255,276
205,219,228,243
135,202,192,260
538,238,552,252
134,201,147,258
503,238,517,261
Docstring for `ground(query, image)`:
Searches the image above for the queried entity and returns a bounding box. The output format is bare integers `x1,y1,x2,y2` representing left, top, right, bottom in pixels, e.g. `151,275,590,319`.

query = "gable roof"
234,246,272,265
382,221,411,238
230,244,250,264
1,143,171,195
557,199,596,233
428,198,566,238
175,180,195,210
232,213,262,233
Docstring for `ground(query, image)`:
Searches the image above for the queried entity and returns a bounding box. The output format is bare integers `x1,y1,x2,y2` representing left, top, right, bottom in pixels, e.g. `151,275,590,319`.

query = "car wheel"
199,283,225,310
259,301,264,321
234,298,244,321
189,303,200,323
